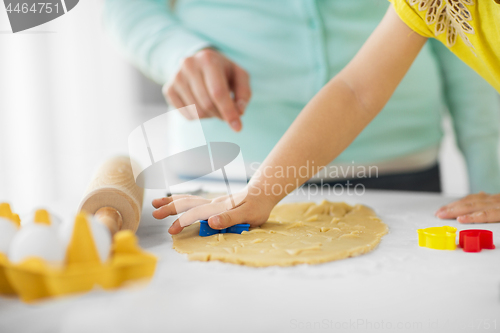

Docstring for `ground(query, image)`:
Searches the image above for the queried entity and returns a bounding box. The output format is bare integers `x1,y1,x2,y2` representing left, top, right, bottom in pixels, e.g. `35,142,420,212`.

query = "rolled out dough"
172,200,388,267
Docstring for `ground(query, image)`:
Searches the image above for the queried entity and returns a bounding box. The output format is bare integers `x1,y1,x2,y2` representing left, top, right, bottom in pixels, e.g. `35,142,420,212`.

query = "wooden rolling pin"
78,156,144,235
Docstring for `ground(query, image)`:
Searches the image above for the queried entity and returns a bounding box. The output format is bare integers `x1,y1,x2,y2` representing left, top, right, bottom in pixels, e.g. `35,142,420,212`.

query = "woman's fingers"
231,65,251,115
440,192,487,206
435,192,491,218
186,68,220,119
203,63,241,131
436,200,493,219
163,85,185,110
173,80,197,110
457,208,500,223
435,192,500,223
161,48,250,129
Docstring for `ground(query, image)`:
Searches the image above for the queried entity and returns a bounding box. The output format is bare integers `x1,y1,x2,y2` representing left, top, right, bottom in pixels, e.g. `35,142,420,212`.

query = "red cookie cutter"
459,230,495,253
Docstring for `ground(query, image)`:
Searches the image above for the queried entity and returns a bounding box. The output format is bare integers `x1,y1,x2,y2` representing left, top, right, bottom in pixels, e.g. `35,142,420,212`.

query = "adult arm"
103,0,249,130
103,0,210,84
428,39,500,194
428,41,500,224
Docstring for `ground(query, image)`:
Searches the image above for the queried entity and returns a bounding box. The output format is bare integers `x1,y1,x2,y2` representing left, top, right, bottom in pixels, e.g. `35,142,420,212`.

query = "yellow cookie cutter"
417,226,457,250
0,206,157,302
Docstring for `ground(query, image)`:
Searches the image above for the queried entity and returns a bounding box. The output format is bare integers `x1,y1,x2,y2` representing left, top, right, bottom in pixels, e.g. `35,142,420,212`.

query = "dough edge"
172,201,388,267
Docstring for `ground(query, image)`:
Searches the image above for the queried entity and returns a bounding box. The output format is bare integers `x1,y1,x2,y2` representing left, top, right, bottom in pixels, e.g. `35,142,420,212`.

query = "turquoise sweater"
104,0,500,193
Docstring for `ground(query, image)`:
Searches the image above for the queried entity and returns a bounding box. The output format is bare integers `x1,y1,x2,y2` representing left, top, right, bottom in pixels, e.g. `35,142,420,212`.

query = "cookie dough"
172,200,388,267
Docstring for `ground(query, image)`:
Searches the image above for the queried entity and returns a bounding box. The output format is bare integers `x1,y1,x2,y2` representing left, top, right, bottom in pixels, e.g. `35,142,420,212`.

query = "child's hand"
435,192,500,223
152,188,274,235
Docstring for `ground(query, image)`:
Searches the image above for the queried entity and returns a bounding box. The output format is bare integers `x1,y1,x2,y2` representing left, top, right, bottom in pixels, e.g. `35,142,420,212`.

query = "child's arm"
154,6,428,234
246,5,427,199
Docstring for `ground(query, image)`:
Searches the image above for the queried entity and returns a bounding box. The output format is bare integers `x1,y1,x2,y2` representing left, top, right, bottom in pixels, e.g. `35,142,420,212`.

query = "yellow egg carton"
0,205,157,302
0,203,20,227
417,226,457,250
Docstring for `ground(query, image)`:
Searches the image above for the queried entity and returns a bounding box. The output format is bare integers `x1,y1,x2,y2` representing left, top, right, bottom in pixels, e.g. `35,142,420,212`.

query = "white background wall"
439,115,469,196
0,0,141,213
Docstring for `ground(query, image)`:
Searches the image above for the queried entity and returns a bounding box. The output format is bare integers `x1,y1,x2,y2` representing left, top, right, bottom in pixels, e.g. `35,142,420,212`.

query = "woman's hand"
152,188,275,235
435,192,500,223
163,48,251,132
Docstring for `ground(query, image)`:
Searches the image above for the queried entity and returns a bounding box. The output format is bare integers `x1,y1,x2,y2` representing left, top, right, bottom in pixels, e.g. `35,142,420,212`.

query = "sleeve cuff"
460,137,500,193
147,30,212,84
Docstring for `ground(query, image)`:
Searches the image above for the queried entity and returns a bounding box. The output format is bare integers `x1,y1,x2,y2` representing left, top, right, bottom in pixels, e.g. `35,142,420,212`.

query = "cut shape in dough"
172,200,388,267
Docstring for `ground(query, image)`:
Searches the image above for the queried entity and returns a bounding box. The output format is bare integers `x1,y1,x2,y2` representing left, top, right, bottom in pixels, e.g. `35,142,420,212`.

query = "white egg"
58,215,111,263
0,217,18,254
21,210,62,228
58,220,73,246
9,224,65,265
90,217,112,263
20,211,39,227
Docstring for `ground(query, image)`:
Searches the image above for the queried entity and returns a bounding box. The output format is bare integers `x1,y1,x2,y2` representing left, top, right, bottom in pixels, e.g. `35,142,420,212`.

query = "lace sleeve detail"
408,0,475,47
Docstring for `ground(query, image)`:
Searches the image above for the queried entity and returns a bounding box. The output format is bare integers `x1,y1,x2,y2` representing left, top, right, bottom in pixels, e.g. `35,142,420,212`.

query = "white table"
1,189,499,333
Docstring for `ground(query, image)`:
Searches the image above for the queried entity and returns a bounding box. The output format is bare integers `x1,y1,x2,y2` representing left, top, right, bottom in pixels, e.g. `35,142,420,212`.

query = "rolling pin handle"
94,207,123,236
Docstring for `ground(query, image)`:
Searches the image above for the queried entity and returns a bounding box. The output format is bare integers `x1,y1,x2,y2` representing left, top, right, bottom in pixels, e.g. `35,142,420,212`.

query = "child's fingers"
167,191,271,234
152,204,174,219
152,197,173,209
457,208,500,223
168,219,184,235
208,205,249,230
152,197,211,219
169,201,259,234
171,197,212,214
152,195,193,209
178,201,228,227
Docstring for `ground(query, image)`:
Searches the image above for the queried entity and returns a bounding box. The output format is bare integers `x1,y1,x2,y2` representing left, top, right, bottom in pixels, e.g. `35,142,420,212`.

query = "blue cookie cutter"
199,220,250,237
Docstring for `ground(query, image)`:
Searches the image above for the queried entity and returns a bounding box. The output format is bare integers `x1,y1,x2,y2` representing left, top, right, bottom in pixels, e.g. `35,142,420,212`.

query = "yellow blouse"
390,0,500,92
